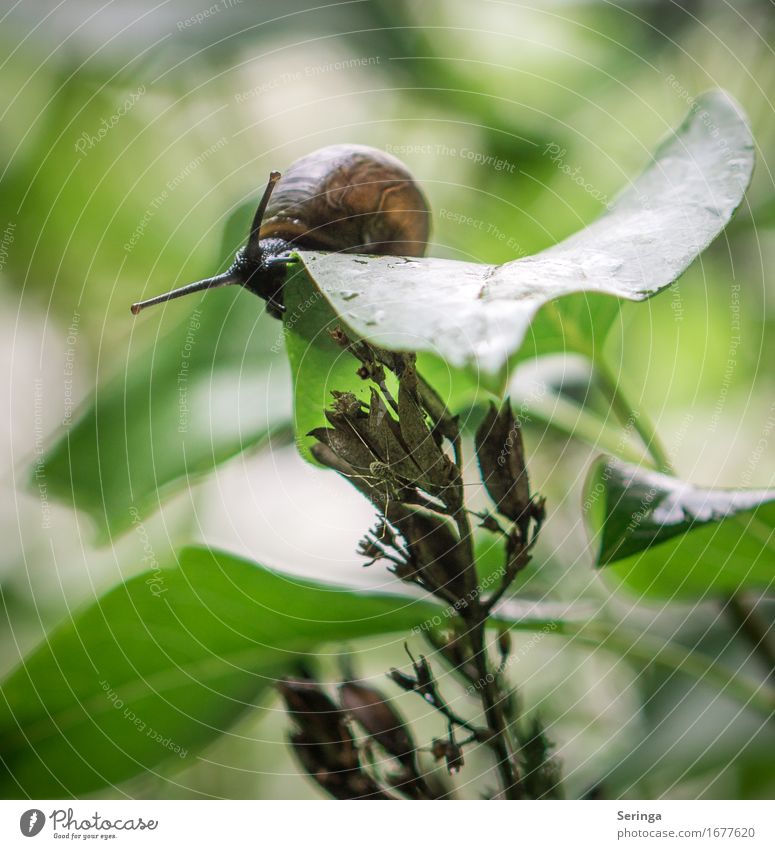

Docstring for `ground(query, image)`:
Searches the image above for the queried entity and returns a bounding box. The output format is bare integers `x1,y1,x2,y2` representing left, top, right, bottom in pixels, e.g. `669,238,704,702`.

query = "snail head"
130,171,292,318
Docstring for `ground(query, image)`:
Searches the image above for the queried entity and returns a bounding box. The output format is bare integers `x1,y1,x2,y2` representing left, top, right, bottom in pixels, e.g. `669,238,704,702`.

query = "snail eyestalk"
130,269,241,315
130,170,283,316
247,170,281,254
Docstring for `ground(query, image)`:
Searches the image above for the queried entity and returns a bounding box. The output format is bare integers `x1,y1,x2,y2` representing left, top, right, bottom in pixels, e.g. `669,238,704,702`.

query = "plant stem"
593,354,775,681
572,622,775,716
468,618,523,799
515,390,651,467
451,437,522,798
593,355,674,474
723,594,775,681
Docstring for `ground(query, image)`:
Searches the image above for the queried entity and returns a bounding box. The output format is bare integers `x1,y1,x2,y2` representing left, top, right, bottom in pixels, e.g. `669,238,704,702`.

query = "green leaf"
584,457,775,599
570,623,775,718
283,270,492,460
0,546,571,797
296,90,754,373
282,269,377,461
39,204,293,541
0,550,423,797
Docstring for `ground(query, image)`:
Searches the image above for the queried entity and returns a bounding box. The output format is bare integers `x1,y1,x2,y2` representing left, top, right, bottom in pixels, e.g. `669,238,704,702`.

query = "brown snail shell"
259,144,431,257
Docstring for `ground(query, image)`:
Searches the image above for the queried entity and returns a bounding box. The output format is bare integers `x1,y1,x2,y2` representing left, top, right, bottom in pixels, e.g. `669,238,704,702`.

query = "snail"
130,144,431,318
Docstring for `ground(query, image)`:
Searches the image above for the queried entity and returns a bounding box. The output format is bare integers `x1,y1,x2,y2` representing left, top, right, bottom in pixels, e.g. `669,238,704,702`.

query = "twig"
724,594,775,681
449,436,523,798
467,617,523,799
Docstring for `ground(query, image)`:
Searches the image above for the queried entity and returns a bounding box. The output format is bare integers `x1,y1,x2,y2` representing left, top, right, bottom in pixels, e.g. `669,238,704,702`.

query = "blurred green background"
1,0,773,799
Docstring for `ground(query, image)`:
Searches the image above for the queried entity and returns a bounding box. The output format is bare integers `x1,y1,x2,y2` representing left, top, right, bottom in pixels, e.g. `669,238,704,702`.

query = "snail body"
131,144,431,318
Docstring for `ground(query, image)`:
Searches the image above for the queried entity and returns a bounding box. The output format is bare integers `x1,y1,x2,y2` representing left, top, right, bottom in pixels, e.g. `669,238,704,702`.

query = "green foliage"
585,457,775,599
3,0,773,800
0,547,571,797
283,268,491,460
39,206,293,539
294,92,753,373
282,270,379,461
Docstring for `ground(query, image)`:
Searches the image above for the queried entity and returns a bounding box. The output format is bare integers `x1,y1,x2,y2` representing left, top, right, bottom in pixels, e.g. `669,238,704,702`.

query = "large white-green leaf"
296,90,754,373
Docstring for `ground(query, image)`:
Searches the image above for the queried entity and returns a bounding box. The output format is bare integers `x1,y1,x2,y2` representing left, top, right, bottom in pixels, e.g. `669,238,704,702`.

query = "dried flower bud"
518,716,563,799
389,650,440,702
390,509,469,600
498,628,512,661
316,390,419,497
278,678,346,735
388,648,435,696
475,401,531,521
309,442,357,478
416,372,461,444
446,741,465,775
310,440,401,513
411,652,434,689
311,365,464,517
331,390,364,417
388,668,417,693
424,629,479,681
477,513,505,535
397,369,459,502
365,390,425,482
328,326,349,347
430,738,464,774
309,426,374,474
339,682,416,767
278,678,388,800
369,345,413,378
430,738,448,761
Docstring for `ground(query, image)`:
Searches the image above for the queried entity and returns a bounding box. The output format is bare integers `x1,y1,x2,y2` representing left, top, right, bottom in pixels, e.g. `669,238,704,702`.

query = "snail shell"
259,144,431,257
